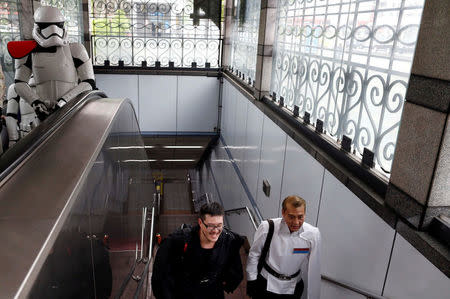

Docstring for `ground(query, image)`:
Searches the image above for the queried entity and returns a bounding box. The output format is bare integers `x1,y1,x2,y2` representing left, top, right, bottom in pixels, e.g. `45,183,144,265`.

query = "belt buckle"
279,274,290,281
199,278,209,284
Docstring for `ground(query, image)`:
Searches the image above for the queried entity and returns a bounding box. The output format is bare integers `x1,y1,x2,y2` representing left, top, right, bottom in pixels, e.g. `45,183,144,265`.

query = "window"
271,0,425,174
89,0,224,67
0,0,21,85
229,0,260,82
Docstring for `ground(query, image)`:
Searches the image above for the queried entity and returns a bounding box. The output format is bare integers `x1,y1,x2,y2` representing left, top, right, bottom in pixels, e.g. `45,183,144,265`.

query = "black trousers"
253,275,304,299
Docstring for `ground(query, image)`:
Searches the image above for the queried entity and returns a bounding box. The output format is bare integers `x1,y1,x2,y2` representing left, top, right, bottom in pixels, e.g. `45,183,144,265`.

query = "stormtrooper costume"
4,84,21,147
8,6,95,120
0,63,7,154
4,77,40,147
247,218,321,299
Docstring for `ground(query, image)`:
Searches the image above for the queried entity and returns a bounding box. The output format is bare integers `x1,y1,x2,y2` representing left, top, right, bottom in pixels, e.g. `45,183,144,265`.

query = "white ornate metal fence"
229,0,261,82
89,0,224,67
271,0,425,174
0,0,22,85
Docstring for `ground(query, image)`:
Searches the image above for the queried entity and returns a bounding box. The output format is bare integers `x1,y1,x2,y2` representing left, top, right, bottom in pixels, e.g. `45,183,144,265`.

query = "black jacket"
152,225,244,299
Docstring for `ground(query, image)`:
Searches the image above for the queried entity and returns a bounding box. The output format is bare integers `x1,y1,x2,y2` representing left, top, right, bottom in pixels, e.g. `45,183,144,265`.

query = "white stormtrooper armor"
12,6,95,120
5,81,41,149
0,63,7,153
5,84,20,148
19,76,40,137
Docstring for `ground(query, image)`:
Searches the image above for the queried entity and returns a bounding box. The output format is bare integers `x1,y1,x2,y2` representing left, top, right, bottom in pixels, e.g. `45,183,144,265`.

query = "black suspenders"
257,219,301,281
257,219,274,274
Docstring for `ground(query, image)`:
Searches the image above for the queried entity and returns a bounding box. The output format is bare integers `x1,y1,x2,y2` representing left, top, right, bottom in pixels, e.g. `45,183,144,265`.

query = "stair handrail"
321,275,388,299
225,206,259,231
114,206,156,299
133,206,156,299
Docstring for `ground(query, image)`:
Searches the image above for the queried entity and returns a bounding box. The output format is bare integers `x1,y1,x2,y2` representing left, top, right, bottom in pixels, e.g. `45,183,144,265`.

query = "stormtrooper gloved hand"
54,98,67,111
31,100,50,121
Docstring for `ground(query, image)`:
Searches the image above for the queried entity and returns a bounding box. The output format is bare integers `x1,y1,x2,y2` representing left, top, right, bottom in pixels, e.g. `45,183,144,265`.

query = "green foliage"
92,9,131,36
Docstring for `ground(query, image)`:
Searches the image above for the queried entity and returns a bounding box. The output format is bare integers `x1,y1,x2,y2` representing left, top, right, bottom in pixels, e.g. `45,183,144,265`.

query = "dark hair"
199,202,224,220
282,195,306,212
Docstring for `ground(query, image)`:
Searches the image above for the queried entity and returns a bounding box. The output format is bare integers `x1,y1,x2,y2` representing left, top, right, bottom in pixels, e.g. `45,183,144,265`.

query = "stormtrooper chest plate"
32,46,78,84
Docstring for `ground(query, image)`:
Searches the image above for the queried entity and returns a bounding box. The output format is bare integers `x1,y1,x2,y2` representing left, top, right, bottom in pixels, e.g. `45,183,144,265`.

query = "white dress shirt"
246,218,321,298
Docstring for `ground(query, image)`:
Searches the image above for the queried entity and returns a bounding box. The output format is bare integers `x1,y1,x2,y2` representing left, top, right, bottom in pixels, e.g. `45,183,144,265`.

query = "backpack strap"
180,225,192,255
257,219,274,274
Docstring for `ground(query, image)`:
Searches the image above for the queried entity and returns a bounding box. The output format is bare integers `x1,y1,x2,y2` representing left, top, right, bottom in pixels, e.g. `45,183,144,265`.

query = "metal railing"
269,0,425,174
133,205,156,299
114,206,156,299
89,0,224,68
224,206,259,231
321,275,388,299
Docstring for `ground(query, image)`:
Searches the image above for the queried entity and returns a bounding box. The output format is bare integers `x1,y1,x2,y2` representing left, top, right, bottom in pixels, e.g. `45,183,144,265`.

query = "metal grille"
89,0,224,67
0,0,21,86
230,0,260,82
271,0,425,174
41,0,84,43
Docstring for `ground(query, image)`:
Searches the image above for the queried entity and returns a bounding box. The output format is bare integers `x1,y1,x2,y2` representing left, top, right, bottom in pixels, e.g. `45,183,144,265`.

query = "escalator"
0,91,156,298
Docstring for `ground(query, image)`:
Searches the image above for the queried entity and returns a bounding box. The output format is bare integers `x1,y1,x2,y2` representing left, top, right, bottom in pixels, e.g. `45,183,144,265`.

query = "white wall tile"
138,75,177,132
256,115,287,218
220,80,231,142
226,208,258,244
383,234,450,299
96,74,139,118
320,280,365,299
318,170,395,295
232,93,249,172
242,103,264,201
206,164,221,205
177,76,219,132
280,136,324,223
210,142,231,204
225,84,237,146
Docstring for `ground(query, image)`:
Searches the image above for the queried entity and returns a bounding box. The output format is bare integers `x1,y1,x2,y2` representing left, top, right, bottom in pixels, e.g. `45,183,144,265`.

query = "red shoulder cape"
7,40,38,59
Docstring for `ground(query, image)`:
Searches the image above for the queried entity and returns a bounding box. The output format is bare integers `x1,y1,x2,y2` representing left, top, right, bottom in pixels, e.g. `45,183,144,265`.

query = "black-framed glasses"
200,218,224,232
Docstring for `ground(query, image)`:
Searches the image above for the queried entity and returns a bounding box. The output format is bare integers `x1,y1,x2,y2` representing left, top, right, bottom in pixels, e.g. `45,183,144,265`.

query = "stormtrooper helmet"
32,6,68,47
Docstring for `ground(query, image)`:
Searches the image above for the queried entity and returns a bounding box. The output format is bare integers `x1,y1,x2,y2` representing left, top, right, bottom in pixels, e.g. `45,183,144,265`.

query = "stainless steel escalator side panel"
0,98,126,299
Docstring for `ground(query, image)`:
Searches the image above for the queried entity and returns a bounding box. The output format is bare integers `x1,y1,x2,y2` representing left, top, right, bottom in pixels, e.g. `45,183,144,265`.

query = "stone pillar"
18,0,38,40
254,0,277,100
82,0,91,57
221,0,233,68
386,0,450,230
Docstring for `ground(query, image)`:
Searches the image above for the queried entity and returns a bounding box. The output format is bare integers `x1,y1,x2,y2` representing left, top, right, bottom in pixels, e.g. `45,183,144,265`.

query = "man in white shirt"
246,195,321,298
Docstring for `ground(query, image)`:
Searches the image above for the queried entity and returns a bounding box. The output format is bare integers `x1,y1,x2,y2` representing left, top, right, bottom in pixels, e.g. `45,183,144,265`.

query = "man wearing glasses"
152,202,244,299
246,195,321,298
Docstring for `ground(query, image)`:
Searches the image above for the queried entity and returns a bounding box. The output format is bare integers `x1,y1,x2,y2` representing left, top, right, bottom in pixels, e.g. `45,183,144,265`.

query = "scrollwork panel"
271,0,424,174
89,0,223,67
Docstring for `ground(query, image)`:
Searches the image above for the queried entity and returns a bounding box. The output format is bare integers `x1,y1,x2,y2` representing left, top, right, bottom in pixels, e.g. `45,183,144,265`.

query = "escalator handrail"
0,90,107,182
